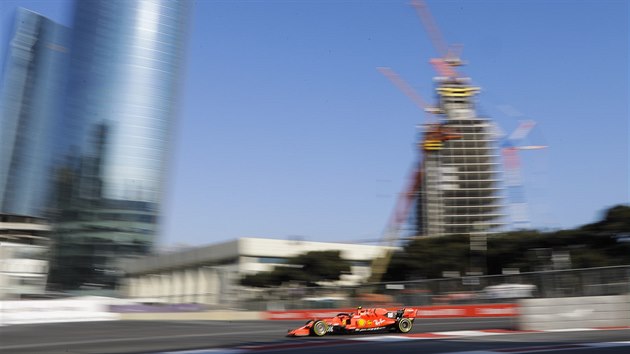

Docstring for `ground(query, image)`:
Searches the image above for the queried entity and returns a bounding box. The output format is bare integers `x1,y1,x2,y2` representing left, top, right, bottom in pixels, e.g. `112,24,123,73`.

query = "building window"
351,261,371,267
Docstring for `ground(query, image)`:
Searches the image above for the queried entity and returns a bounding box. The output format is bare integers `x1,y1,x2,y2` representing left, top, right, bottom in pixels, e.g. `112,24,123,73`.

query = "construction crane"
416,0,548,232
369,71,461,283
411,0,463,74
377,67,441,118
368,163,423,283
370,1,546,283
368,0,473,283
368,127,461,282
500,120,547,230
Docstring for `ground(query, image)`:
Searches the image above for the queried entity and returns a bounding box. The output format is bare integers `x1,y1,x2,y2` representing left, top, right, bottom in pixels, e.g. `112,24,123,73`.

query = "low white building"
0,215,51,300
121,237,395,307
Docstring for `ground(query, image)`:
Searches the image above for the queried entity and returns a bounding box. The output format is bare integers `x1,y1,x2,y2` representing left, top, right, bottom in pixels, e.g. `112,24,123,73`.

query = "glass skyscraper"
0,9,68,299
0,9,69,218
48,0,190,292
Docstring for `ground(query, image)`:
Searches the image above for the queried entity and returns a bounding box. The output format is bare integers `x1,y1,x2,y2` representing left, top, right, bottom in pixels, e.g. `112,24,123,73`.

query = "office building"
0,8,69,218
0,9,69,299
48,0,190,293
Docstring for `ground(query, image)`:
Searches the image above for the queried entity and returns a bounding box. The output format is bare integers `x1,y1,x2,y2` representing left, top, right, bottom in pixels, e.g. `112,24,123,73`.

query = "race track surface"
1,318,628,354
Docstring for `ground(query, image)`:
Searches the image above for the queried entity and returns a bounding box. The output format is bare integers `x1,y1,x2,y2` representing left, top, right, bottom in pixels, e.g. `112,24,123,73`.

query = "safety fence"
264,303,518,320
236,265,630,311
1,266,628,326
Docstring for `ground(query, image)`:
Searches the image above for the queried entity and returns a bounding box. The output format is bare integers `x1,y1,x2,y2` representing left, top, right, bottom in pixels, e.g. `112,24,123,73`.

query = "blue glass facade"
49,0,190,291
0,9,69,218
63,0,188,204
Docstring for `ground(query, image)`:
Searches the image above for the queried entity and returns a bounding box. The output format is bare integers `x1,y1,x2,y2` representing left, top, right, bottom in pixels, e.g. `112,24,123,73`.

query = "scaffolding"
418,80,505,237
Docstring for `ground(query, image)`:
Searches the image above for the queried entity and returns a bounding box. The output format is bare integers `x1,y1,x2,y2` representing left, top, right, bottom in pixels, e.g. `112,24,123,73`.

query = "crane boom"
501,120,548,230
411,0,463,71
371,1,466,283
377,67,429,111
411,0,448,58
506,120,536,144
377,67,442,118
369,161,424,283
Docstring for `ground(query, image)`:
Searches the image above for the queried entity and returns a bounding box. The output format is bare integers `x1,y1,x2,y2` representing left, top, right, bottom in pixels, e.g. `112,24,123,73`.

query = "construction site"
367,0,549,282
114,2,630,314
376,0,547,241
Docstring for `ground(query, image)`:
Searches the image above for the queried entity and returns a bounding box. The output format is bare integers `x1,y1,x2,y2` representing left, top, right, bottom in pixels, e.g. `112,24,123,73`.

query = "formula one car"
287,307,416,337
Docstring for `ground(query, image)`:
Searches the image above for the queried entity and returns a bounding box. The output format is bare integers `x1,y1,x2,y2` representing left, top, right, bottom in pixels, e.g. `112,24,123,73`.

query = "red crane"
411,0,463,77
370,1,467,283
376,66,439,120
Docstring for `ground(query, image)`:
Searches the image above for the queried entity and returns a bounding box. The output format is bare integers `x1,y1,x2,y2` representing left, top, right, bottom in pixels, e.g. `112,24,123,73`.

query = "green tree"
383,205,630,281
581,205,630,233
240,250,351,287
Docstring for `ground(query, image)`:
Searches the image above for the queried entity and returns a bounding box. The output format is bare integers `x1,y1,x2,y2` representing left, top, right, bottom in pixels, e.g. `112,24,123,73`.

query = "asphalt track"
0,318,628,354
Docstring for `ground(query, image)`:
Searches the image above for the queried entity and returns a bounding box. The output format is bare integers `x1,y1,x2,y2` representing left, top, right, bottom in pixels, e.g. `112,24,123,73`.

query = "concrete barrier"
518,294,630,330
0,297,119,326
0,297,261,324
119,304,519,322
264,304,518,320
118,310,263,321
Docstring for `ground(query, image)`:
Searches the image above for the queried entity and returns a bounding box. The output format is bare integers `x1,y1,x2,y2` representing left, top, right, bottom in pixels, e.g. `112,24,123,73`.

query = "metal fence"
237,265,630,311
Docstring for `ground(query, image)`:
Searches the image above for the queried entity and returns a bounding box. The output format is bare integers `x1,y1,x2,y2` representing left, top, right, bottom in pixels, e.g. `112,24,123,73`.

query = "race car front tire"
311,320,328,336
396,318,413,333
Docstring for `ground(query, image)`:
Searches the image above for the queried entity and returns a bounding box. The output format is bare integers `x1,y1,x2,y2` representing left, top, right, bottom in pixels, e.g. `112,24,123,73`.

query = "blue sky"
1,0,628,247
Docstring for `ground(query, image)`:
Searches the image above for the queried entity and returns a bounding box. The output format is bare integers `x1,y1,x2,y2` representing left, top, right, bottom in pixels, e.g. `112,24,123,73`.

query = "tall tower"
417,78,505,237
0,9,67,299
0,8,69,218
48,0,190,292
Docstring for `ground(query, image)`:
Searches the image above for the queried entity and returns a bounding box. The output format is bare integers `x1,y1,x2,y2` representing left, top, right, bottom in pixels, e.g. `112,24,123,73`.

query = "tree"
581,205,630,233
383,205,630,281
240,250,352,288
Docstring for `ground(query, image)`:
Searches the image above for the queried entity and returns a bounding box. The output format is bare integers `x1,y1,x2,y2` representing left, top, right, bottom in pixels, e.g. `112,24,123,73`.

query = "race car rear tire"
396,318,413,333
311,320,328,336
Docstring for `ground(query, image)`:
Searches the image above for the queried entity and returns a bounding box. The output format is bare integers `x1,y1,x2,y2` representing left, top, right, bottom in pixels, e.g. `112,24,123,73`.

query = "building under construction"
416,78,505,237
378,1,506,240
378,66,506,241
371,1,524,282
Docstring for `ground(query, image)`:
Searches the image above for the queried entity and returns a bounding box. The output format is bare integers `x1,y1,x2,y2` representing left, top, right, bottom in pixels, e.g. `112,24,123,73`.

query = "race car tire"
311,320,328,336
396,318,413,333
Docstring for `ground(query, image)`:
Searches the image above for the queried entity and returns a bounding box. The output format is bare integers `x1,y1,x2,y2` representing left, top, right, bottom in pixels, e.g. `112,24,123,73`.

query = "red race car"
287,307,417,337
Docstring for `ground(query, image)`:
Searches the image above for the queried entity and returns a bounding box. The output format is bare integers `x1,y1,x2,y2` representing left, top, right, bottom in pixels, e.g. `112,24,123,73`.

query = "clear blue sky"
2,1,628,247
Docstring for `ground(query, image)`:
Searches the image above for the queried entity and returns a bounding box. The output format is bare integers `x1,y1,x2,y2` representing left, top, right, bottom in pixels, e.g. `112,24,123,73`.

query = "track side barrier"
264,303,517,320
0,297,119,326
518,294,630,330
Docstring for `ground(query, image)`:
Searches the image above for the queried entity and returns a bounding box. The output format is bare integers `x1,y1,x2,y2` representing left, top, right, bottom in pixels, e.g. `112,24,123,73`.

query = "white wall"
0,243,48,300
0,297,119,325
518,295,630,330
